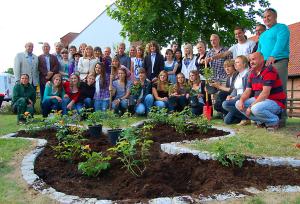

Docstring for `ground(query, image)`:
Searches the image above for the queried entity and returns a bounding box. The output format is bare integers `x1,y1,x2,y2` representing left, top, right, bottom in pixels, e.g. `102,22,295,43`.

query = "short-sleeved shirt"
112,80,132,99
229,40,256,59
207,47,230,81
247,65,286,109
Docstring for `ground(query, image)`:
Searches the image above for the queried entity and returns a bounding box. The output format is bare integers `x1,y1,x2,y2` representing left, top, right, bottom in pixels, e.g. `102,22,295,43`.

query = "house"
68,3,129,53
60,32,79,48
287,22,300,116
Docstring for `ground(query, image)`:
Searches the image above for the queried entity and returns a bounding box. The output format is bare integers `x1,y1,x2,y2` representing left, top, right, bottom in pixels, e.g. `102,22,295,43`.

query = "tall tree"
108,0,269,47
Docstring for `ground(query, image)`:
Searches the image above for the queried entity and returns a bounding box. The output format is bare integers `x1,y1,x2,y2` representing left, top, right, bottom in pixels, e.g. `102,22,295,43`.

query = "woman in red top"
62,73,81,115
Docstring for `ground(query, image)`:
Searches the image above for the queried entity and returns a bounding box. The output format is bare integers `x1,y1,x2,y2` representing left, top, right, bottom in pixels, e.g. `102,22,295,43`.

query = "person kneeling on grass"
152,70,170,109
236,52,286,131
12,74,36,123
62,73,81,115
42,73,65,117
187,70,205,115
78,73,96,111
129,68,153,116
109,67,131,115
168,73,189,112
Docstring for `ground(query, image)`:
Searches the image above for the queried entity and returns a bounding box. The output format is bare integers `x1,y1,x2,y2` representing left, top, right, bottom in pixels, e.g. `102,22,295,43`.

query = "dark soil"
17,124,300,203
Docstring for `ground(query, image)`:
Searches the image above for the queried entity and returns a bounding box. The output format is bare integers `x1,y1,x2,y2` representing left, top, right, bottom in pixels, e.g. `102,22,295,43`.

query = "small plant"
148,107,169,124
78,152,111,177
193,116,211,133
203,66,213,82
86,110,104,126
105,110,121,130
108,127,153,177
130,80,142,96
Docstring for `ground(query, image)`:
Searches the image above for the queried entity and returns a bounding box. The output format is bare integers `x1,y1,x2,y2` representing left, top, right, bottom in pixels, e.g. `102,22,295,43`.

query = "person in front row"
222,55,250,125
12,74,36,123
187,70,205,115
94,63,110,111
130,68,153,116
168,73,189,112
210,59,238,118
62,73,81,115
236,52,286,131
42,73,65,117
78,73,96,111
152,70,170,109
110,67,132,115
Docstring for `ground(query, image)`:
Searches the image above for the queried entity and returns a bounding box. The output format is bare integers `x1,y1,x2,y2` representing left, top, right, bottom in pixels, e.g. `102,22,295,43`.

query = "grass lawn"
189,117,300,158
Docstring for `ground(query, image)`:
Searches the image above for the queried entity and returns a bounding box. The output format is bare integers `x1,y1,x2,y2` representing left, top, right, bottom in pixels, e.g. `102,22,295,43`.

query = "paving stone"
149,197,172,204
172,196,194,204
94,200,113,204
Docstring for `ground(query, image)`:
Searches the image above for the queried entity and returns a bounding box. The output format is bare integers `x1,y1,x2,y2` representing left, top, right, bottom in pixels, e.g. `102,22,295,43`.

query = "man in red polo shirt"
236,52,286,130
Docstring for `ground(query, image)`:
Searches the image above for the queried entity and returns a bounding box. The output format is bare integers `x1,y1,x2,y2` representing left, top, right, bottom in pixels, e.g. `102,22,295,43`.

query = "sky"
0,0,299,73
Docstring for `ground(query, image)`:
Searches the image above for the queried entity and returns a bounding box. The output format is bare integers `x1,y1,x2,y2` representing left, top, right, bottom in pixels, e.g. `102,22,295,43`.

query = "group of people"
12,8,290,131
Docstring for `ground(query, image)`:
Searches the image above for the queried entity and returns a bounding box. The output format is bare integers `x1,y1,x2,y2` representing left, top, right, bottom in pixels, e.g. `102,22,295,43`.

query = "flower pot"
128,95,137,107
107,129,122,145
88,124,103,138
0,94,4,108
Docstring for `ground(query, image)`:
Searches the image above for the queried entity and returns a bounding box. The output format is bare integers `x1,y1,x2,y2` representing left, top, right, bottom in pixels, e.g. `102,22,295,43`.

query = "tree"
4,68,14,75
108,0,269,47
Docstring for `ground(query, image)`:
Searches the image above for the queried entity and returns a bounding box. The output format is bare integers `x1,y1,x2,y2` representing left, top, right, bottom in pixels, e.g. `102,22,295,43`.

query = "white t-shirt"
229,40,256,59
234,69,248,95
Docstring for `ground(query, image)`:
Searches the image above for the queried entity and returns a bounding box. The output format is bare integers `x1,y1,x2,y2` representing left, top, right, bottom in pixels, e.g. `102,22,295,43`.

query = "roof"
288,22,300,77
60,32,79,46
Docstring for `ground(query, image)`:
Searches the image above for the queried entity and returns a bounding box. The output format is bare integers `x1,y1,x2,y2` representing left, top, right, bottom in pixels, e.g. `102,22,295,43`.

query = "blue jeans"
42,98,62,117
222,98,247,124
112,99,128,114
62,98,82,115
135,94,154,115
77,98,93,111
154,100,169,109
94,99,109,111
235,97,282,126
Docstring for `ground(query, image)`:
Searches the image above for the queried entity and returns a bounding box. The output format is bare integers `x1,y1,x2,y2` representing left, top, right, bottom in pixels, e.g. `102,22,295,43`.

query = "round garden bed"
16,123,300,203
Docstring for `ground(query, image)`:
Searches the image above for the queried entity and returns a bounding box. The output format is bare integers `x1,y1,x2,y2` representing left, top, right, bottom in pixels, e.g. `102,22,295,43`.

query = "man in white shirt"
207,26,256,60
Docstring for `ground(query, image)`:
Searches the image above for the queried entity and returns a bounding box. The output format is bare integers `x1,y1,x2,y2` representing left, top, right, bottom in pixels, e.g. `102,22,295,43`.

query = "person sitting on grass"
109,67,131,115
62,73,81,115
168,73,189,112
236,52,286,131
94,62,110,111
187,70,205,116
42,73,65,117
78,73,96,111
152,70,170,109
12,74,36,123
129,68,153,116
210,59,238,118
222,55,250,125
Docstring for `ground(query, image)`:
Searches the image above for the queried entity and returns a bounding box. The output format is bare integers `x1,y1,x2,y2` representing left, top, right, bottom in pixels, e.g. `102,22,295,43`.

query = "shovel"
203,61,212,120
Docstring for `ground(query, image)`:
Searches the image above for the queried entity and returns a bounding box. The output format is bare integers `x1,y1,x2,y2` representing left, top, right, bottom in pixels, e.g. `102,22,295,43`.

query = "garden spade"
203,61,212,120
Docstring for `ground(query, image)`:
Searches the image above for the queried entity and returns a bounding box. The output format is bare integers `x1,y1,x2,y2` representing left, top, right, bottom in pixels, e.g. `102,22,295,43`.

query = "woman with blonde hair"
152,70,170,109
181,43,197,79
187,70,205,115
78,45,97,81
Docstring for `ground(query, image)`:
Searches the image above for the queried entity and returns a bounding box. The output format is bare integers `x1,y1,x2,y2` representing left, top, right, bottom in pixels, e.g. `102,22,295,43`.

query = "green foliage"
193,116,211,134
4,68,14,75
108,127,153,177
167,107,193,135
130,81,142,96
108,0,270,47
148,107,169,124
213,136,254,168
86,110,105,126
78,152,111,177
104,110,121,130
203,66,213,81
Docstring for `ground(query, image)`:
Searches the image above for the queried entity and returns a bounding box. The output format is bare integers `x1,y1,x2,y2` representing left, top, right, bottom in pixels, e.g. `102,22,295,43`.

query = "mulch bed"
16,124,300,203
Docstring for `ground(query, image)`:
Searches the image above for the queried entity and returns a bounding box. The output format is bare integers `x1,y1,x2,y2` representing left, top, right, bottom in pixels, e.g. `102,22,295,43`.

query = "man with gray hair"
14,42,39,88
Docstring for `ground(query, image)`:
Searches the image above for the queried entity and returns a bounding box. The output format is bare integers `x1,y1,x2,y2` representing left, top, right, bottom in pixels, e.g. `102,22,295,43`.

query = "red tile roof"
60,32,79,47
288,22,300,77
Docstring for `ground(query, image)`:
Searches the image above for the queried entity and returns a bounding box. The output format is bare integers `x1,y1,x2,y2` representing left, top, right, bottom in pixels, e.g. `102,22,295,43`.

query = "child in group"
168,73,189,112
94,62,110,111
109,67,132,115
62,73,81,114
130,45,144,80
187,70,205,115
164,49,178,84
42,73,65,117
152,70,170,109
78,73,96,111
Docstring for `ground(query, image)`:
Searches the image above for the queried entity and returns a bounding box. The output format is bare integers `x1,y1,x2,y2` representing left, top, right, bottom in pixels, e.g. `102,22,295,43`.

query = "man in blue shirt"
257,8,290,93
257,8,290,126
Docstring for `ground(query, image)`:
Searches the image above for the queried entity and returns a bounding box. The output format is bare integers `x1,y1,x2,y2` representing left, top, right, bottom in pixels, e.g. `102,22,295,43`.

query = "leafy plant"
105,110,121,130
78,152,111,177
193,116,211,134
130,81,142,96
108,127,153,177
86,110,104,126
203,66,213,82
148,107,169,124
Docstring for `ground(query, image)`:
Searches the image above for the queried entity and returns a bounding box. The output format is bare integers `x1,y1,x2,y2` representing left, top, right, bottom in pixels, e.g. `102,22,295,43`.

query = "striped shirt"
247,65,286,109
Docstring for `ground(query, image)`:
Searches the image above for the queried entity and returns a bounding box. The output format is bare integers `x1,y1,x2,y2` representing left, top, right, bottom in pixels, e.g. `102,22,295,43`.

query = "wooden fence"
287,89,300,117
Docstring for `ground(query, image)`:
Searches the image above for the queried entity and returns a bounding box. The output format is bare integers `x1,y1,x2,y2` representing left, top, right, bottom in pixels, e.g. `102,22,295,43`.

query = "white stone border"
2,123,300,203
